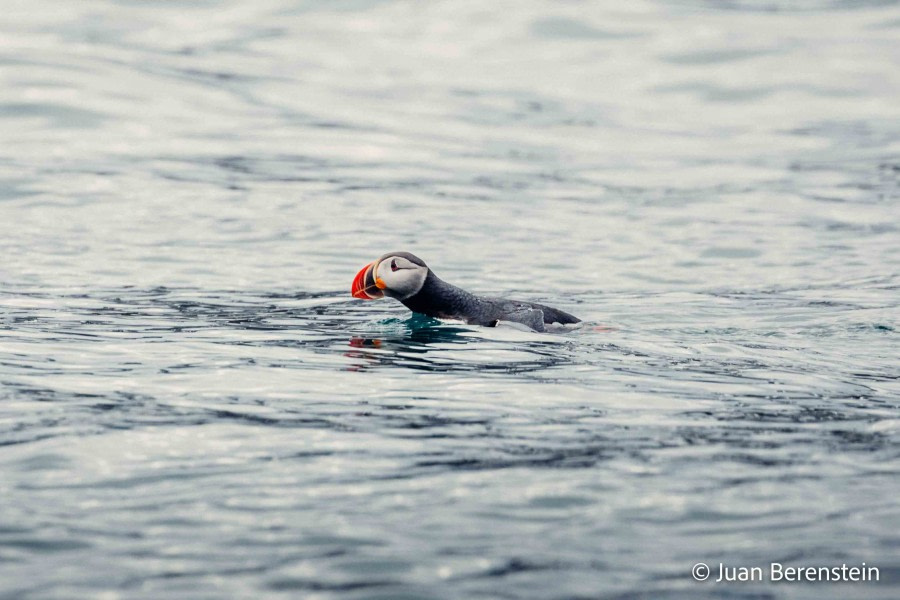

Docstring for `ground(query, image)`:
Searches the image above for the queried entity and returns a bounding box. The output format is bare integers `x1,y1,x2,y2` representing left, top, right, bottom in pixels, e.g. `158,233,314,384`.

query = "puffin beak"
351,261,385,300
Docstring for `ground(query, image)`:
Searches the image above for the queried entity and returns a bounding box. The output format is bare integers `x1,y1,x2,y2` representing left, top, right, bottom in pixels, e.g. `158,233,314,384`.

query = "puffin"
351,251,580,332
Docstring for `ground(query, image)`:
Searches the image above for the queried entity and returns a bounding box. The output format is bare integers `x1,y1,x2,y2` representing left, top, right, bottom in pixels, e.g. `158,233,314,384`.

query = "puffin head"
351,251,429,301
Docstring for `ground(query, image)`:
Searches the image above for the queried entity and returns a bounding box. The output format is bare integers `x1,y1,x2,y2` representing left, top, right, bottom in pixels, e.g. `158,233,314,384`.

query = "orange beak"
351,261,385,300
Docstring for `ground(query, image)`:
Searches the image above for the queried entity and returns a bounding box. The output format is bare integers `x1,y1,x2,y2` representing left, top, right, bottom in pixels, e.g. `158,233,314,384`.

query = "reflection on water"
1,0,899,598
345,315,577,374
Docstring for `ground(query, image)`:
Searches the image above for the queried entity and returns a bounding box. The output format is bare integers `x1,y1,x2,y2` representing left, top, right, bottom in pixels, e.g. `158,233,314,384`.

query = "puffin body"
351,252,580,332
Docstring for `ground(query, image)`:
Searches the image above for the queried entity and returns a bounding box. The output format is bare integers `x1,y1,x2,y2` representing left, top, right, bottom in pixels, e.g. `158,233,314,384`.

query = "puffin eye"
391,259,398,272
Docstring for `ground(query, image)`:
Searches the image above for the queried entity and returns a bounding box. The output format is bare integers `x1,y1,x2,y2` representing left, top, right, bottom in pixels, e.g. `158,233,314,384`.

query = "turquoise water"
1,1,898,598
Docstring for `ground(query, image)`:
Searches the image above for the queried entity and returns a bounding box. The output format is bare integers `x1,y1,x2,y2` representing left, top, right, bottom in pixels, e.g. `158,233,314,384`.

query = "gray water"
1,1,899,598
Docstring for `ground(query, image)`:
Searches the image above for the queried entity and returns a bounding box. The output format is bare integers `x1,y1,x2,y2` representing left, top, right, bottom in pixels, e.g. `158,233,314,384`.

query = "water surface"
1,1,898,598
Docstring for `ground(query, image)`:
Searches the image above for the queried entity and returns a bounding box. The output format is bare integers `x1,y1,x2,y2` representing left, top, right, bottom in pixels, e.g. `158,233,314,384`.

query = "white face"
374,255,428,300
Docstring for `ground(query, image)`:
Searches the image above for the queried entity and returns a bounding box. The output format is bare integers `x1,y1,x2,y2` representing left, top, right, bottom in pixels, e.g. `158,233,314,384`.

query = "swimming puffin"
351,251,580,332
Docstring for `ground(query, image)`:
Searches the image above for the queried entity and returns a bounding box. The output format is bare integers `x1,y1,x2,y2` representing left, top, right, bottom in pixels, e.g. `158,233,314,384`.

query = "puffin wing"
496,306,546,332
531,303,580,325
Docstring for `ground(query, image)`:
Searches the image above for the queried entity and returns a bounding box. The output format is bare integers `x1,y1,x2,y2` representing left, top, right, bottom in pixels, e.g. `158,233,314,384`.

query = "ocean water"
1,0,898,598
